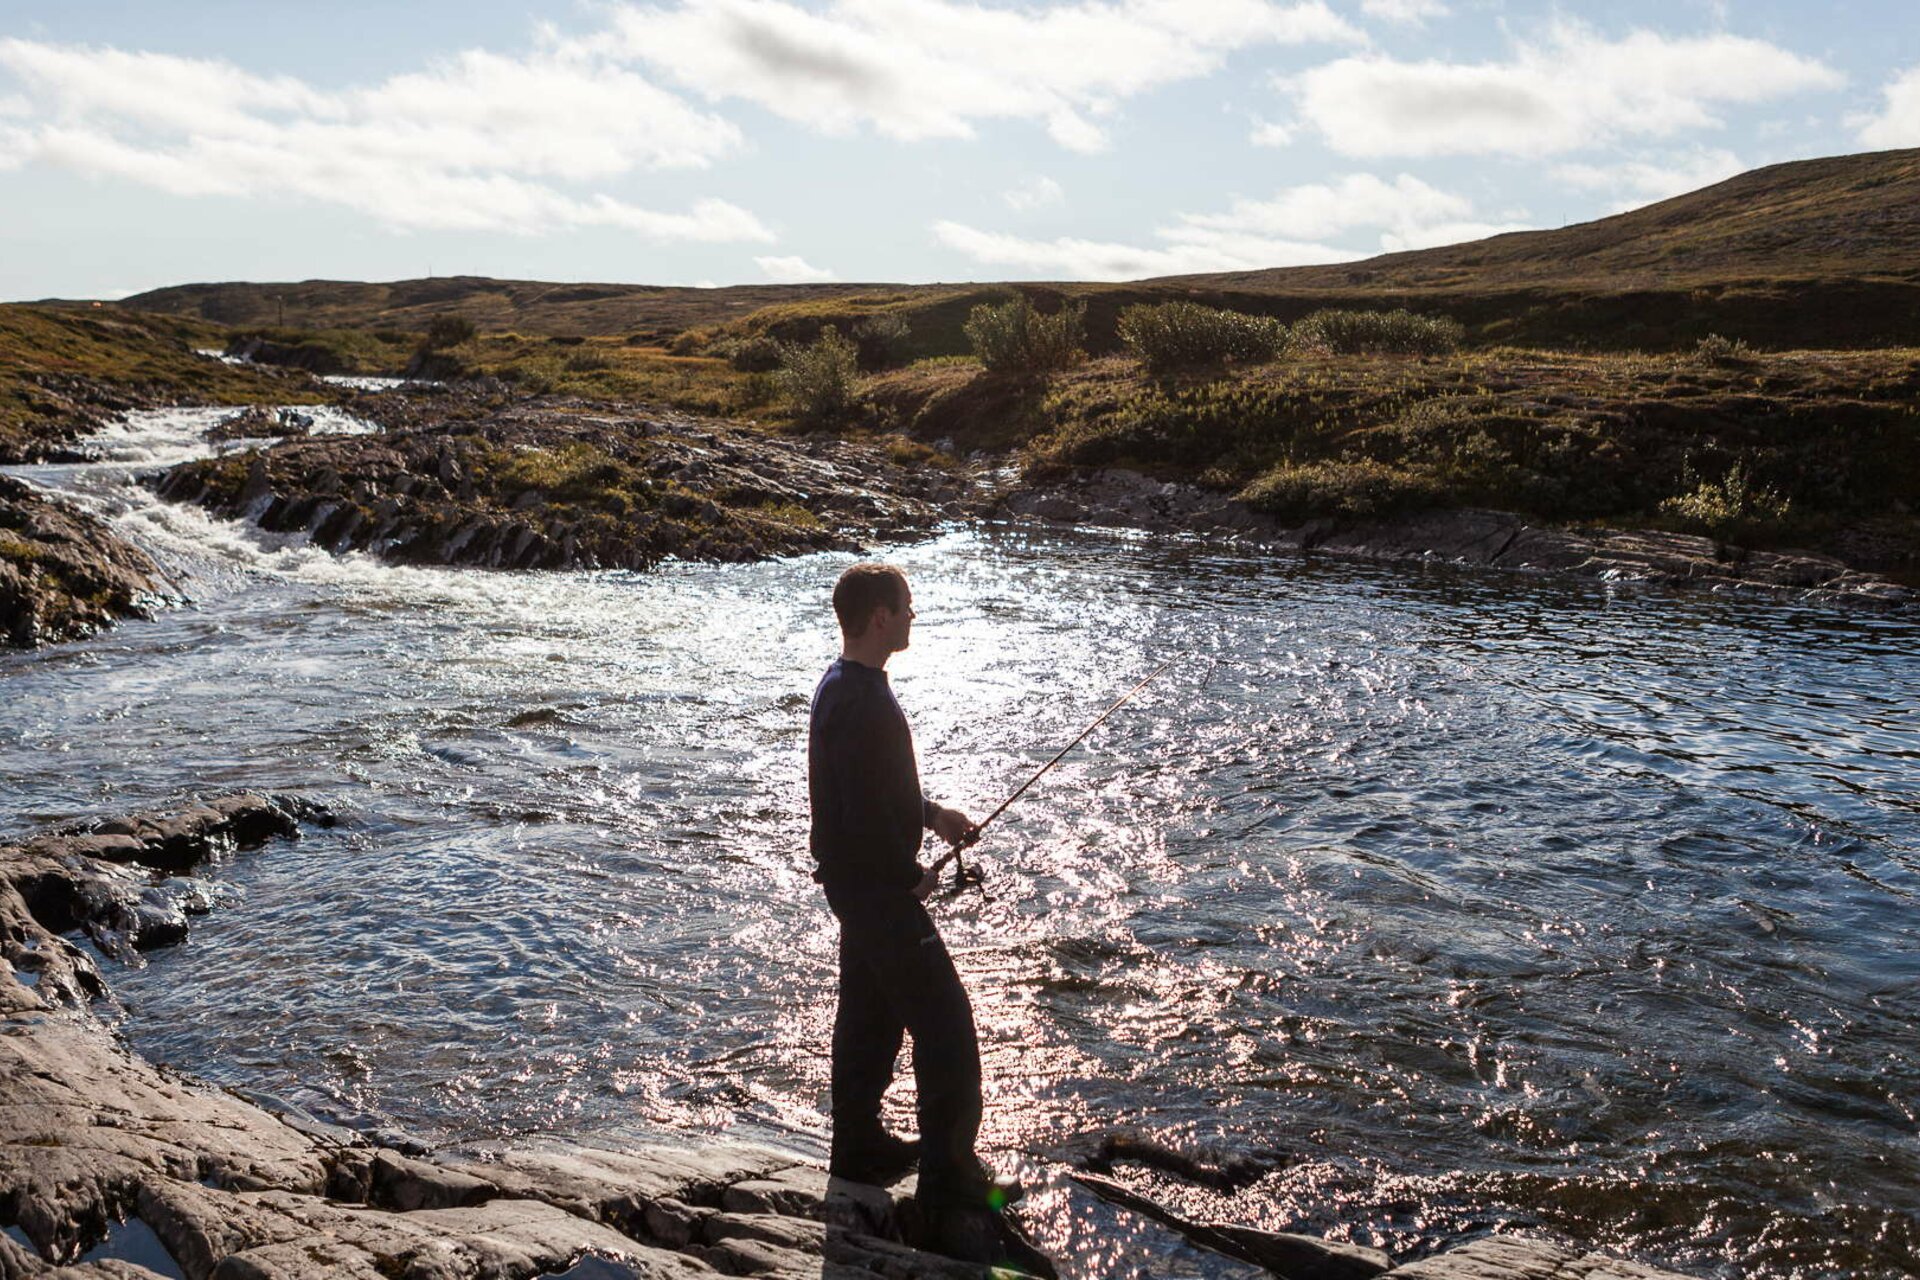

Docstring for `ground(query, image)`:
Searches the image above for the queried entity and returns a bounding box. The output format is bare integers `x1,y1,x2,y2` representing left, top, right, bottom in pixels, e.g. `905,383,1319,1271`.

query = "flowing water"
4,408,1918,1279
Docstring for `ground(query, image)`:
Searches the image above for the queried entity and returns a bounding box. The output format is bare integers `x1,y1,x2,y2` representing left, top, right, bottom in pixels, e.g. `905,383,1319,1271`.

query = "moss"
0,529,42,564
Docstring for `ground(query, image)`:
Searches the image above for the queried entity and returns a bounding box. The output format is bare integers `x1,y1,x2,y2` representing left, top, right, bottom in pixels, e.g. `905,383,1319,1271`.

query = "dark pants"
825,886,982,1202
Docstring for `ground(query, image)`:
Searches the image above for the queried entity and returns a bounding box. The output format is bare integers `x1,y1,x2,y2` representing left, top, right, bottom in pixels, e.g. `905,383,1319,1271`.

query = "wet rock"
718,1165,827,1219
152,396,969,572
1002,468,1911,607
223,335,346,375
638,1198,709,1249
1383,1234,1692,1279
368,1150,495,1213
1073,1172,1389,1280
0,475,170,650
2,795,331,988
206,407,312,443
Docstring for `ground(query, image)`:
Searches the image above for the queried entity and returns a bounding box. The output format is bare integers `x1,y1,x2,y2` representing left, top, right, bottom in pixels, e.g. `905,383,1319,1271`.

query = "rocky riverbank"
152,393,975,572
0,475,171,649
1,795,1704,1279
1000,468,1914,606
0,307,322,466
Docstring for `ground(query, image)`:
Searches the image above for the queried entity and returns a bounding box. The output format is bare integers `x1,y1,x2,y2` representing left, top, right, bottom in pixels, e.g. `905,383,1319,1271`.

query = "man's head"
833,562,913,656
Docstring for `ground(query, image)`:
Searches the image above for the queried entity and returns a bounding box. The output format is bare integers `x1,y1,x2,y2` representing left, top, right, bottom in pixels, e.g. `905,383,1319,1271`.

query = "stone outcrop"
0,476,170,650
1384,1235,1694,1279
1000,469,1913,606
153,397,975,572
222,335,348,376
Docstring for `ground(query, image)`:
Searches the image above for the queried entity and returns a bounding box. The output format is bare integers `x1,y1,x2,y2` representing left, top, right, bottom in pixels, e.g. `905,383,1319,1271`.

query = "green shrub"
964,295,1085,376
720,334,784,372
1694,333,1755,364
1292,308,1463,355
853,313,913,369
423,315,477,350
1237,457,1443,521
1660,459,1790,537
776,326,862,425
1116,302,1287,372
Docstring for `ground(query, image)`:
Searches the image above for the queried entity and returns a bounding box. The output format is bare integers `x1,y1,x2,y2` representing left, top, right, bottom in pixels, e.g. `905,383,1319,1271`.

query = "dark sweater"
808,657,934,894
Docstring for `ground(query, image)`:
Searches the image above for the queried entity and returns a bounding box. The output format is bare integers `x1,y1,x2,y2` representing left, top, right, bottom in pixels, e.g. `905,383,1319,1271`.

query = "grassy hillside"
0,306,324,463
103,148,1920,351
868,344,1920,580
112,277,914,346
1163,149,1920,292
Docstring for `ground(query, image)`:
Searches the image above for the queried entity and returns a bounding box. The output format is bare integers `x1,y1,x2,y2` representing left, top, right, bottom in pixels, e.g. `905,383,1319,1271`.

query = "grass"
871,345,1920,576
0,305,327,462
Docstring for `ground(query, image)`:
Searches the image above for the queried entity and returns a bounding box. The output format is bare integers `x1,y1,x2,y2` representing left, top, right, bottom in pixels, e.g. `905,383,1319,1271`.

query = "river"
3,407,1917,1279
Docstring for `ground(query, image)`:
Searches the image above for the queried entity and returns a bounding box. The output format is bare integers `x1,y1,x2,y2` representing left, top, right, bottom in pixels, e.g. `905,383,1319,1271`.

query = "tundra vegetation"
7,287,1915,582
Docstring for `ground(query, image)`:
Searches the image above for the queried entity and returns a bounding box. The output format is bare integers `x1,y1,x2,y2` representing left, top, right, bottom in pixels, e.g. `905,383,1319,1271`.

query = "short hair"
833,562,907,634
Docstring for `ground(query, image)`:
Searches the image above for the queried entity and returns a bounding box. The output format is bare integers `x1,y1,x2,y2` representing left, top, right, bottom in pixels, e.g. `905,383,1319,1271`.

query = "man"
809,563,1046,1270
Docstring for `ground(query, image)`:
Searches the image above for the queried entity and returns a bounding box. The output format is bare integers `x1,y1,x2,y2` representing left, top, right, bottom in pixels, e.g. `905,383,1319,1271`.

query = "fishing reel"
932,828,989,896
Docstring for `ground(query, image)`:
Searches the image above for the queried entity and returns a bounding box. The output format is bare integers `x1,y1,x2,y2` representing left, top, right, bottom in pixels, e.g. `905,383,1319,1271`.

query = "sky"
1,1,1916,300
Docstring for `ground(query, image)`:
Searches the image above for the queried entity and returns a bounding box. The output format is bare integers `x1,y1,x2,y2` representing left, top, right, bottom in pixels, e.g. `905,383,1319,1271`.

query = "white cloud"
1249,118,1293,147
1552,148,1744,212
0,37,770,241
1853,64,1920,148
1003,176,1064,212
934,219,1352,279
1360,0,1447,25
1287,23,1842,157
599,0,1363,150
754,254,837,282
1171,172,1466,241
937,170,1533,280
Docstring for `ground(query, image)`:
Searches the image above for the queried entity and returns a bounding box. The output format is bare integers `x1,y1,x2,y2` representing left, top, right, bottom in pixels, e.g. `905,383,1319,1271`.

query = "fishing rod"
931,656,1182,890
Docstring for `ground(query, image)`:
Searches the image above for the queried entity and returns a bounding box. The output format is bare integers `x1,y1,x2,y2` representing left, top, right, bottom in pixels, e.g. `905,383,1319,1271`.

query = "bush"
776,326,861,425
1292,308,1463,355
720,334,785,372
964,295,1085,376
1237,457,1443,521
1694,333,1755,364
1117,301,1287,372
853,313,913,369
422,315,477,351
1660,459,1790,538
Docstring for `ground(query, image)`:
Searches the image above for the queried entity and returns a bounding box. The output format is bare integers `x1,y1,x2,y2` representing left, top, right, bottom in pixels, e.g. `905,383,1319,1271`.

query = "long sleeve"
809,662,927,893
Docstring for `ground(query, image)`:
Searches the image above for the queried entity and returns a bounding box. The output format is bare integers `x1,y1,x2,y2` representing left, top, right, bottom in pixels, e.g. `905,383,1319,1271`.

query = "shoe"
829,1131,920,1185
918,1161,1025,1211
916,1204,1057,1278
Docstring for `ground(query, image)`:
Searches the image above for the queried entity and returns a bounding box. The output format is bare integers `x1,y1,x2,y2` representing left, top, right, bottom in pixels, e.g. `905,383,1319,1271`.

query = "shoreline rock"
0,475,172,650
999,468,1913,608
153,396,975,572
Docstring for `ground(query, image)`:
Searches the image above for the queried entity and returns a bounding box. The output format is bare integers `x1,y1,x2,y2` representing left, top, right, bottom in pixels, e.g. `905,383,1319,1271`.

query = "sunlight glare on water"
3,410,1918,1279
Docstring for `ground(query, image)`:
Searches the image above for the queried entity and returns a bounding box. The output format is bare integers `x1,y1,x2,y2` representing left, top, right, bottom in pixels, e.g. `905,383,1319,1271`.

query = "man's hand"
912,865,940,900
930,805,978,850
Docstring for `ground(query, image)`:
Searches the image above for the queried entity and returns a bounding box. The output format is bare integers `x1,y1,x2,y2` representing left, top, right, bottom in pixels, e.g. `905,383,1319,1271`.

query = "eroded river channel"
4,408,1918,1278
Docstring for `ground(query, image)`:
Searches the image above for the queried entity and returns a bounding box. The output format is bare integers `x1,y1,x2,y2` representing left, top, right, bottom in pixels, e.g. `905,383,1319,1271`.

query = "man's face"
873,585,914,652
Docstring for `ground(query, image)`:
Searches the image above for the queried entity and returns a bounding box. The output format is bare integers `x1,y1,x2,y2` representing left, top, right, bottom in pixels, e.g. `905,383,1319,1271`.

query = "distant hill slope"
1155,147,1920,293
114,277,914,343
110,147,1920,349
